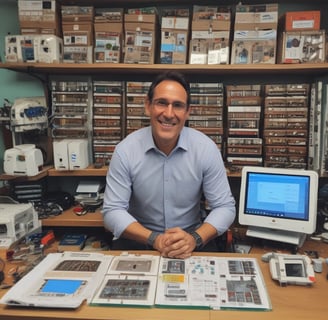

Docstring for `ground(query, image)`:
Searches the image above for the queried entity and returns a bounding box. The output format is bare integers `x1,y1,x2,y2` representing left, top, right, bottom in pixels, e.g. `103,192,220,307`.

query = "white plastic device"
268,253,315,286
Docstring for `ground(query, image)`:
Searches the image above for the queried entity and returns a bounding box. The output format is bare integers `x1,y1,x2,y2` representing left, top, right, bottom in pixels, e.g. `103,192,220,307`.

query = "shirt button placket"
163,158,169,229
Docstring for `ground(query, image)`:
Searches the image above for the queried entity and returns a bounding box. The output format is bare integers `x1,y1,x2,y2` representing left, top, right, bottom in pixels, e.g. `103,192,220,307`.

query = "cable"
0,257,5,285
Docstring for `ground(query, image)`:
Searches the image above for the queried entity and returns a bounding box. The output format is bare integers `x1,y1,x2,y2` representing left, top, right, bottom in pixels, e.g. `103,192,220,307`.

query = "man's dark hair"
147,71,191,107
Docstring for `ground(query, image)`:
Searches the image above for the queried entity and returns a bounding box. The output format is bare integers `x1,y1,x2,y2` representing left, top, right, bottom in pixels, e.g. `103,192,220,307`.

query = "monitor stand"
246,226,307,248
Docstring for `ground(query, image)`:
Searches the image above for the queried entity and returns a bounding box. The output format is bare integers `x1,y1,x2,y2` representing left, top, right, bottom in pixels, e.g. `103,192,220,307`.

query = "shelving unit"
1,0,328,227
1,62,328,76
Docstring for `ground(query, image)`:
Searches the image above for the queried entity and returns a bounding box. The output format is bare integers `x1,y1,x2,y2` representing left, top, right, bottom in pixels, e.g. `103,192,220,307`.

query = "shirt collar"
144,126,189,154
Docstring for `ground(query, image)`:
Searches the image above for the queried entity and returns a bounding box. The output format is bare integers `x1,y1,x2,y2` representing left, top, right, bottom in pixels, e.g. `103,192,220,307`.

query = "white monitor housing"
238,166,318,247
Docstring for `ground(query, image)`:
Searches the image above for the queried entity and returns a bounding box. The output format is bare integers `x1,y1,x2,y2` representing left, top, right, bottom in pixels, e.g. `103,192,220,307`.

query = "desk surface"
1,243,327,320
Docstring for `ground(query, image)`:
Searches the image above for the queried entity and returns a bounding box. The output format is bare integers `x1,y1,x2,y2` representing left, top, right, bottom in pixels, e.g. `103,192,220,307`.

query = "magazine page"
155,256,221,309
91,253,160,307
155,256,271,310
0,251,113,309
216,257,272,310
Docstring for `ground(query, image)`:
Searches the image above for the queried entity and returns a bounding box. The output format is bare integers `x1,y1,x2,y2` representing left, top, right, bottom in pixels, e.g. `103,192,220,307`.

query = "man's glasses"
152,98,187,112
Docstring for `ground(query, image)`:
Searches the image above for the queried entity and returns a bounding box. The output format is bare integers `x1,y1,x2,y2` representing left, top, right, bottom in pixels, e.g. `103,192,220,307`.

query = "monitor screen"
245,172,310,221
238,166,318,246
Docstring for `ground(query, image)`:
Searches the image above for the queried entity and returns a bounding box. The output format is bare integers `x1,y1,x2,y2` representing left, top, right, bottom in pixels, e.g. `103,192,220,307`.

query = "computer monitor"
238,166,318,247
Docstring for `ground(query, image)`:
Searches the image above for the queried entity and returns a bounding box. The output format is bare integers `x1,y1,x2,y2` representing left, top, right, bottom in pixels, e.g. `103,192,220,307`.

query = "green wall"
0,0,44,174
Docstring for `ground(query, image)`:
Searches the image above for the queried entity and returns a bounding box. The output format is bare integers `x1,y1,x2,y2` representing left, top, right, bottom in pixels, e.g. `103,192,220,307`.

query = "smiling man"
102,71,236,258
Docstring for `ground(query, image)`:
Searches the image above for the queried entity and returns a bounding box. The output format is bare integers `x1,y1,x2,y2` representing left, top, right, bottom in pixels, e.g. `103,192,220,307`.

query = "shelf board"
58,0,323,6
48,165,108,177
0,165,53,181
41,208,104,227
2,62,328,76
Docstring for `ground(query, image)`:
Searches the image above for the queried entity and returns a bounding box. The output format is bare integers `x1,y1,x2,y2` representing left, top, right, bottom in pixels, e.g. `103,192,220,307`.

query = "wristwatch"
189,231,203,249
147,231,160,247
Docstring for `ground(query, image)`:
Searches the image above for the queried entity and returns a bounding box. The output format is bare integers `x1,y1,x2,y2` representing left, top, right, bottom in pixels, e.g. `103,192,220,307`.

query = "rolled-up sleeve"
202,144,236,235
102,149,137,238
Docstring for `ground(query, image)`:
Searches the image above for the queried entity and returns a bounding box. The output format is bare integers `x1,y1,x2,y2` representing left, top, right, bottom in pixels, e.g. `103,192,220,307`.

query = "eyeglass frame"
151,98,189,112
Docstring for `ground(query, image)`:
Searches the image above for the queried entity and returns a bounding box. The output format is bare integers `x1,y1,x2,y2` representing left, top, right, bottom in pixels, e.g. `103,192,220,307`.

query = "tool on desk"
73,206,88,216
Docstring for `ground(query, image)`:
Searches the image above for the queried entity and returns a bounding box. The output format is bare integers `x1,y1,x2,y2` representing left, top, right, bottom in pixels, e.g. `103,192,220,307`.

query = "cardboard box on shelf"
231,40,276,65
94,23,123,63
234,3,278,31
18,0,58,25
18,0,61,35
62,22,94,46
277,30,325,64
61,5,94,23
284,11,321,31
63,45,93,63
124,14,157,64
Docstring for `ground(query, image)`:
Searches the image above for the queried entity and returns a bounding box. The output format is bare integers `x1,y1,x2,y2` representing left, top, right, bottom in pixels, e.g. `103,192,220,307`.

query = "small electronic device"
53,139,89,170
268,253,315,286
0,203,41,248
10,96,48,132
4,144,44,176
53,139,71,170
238,166,318,247
68,139,89,170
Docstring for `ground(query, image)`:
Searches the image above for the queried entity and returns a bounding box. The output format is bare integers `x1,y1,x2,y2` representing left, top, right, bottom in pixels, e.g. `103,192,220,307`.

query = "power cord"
0,257,4,284
0,257,11,289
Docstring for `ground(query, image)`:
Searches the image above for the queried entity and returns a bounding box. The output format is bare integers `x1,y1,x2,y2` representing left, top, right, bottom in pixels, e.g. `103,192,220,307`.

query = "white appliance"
53,139,89,170
0,202,41,248
69,139,89,170
4,144,44,176
53,139,71,170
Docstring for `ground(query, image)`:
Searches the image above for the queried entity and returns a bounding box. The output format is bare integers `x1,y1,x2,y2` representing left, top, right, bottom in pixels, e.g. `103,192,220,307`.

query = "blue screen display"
41,279,83,295
244,172,310,221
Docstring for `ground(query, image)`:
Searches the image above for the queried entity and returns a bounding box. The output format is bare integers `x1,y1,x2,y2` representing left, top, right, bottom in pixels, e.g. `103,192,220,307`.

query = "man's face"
145,80,190,154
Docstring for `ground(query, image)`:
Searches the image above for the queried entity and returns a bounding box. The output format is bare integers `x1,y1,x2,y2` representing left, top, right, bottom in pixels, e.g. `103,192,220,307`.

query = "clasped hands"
153,227,197,259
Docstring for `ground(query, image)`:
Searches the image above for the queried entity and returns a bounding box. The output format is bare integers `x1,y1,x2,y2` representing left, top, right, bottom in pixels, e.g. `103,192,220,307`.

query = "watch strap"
189,231,203,249
147,231,160,247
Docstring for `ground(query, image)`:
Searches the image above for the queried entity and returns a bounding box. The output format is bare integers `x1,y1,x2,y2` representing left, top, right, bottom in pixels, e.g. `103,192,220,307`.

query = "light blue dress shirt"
103,126,236,238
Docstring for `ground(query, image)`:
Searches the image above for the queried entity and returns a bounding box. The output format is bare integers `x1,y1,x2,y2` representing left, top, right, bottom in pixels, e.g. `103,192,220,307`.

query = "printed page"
0,252,113,309
155,256,271,310
90,253,160,307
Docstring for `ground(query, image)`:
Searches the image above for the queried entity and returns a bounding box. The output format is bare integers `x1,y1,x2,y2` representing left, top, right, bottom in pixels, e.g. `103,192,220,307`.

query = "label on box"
208,47,229,64
292,20,315,30
19,0,44,11
189,53,207,64
64,35,88,45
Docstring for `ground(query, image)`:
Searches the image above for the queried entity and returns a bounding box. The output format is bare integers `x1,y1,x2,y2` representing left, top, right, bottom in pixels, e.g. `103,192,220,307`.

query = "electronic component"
268,253,315,286
3,144,44,176
0,203,41,248
10,96,48,132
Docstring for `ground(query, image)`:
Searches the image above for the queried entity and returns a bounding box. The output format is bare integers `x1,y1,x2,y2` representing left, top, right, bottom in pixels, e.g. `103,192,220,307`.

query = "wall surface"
0,0,44,173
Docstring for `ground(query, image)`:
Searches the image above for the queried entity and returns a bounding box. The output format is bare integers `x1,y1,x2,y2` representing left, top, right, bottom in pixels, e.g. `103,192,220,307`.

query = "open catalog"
0,251,113,309
155,256,272,310
0,252,271,311
90,253,271,311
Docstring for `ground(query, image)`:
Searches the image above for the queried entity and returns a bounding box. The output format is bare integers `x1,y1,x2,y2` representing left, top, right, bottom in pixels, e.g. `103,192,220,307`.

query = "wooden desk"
0,246,327,320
